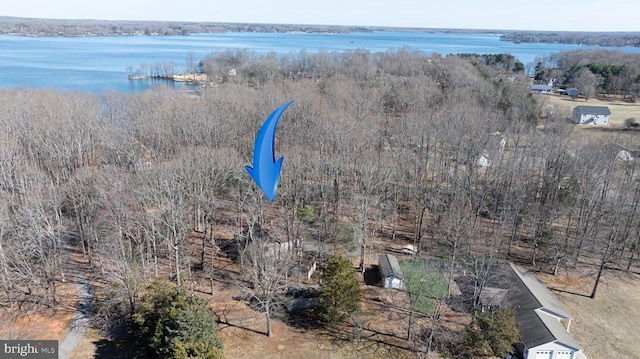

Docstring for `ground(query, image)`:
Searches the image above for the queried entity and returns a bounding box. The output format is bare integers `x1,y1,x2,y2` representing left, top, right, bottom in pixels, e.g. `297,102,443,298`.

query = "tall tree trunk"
590,260,606,299
414,206,426,256
201,219,208,267
0,236,13,307
266,311,272,337
174,241,181,287
359,196,368,273
406,307,414,340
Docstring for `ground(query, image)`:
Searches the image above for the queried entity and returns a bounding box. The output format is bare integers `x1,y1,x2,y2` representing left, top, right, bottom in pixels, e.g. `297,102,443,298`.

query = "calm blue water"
1,32,639,93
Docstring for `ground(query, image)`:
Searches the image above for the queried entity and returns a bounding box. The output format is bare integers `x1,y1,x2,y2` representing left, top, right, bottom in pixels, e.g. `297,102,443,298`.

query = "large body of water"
2,32,640,93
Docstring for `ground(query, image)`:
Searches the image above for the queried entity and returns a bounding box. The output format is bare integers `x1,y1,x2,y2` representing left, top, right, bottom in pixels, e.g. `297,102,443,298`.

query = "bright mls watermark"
0,340,58,358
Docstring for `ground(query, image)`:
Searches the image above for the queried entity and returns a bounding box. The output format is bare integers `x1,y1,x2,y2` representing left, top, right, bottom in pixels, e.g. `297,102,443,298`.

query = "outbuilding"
378,254,404,289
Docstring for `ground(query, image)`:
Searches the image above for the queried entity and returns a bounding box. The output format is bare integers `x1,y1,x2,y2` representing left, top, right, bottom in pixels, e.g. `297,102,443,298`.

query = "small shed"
572,106,611,125
378,254,404,289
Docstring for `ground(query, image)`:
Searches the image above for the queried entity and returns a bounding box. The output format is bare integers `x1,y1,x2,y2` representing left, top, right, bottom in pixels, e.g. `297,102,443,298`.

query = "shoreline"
128,73,209,84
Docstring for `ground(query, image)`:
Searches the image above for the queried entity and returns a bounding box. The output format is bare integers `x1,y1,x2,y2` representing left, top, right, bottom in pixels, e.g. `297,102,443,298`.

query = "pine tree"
132,280,225,358
476,307,520,358
318,254,362,324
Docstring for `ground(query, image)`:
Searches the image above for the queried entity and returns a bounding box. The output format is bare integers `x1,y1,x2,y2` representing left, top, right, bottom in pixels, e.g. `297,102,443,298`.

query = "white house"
378,254,404,289
507,262,583,359
476,132,506,168
572,106,611,125
483,263,585,359
477,152,491,168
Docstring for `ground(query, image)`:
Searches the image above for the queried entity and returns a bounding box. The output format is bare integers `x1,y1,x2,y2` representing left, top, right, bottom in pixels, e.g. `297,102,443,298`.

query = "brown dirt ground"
0,283,77,358
5,181,639,359
0,243,93,357
5,234,640,359
0,300,75,341
209,252,429,359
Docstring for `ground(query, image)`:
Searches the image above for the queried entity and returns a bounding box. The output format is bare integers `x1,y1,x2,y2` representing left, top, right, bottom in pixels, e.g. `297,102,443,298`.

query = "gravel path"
58,243,95,359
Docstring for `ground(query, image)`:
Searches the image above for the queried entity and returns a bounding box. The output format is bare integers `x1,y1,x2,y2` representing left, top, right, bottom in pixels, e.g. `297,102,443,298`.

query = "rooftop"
378,254,403,280
573,106,611,116
479,287,509,307
531,84,553,91
508,262,573,320
485,262,581,351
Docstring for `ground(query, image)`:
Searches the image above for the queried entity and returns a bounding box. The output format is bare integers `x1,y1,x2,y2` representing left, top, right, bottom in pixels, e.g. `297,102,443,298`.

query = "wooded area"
0,16,368,36
1,48,639,357
3,16,639,49
534,49,640,101
501,31,640,47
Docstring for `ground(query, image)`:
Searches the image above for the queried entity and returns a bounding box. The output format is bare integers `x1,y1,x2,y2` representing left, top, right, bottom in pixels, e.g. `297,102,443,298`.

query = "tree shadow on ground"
549,287,591,298
286,307,322,330
285,286,323,330
363,265,381,286
212,304,268,337
579,126,636,133
93,338,138,359
320,321,417,358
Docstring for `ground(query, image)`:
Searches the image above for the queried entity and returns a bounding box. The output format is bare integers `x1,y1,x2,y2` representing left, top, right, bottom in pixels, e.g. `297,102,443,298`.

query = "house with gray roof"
572,106,611,125
531,84,553,94
378,254,403,289
481,262,585,359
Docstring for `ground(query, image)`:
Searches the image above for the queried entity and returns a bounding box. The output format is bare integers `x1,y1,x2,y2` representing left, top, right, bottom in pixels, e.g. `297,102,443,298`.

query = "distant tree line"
458,53,525,73
501,31,640,47
1,47,639,355
534,49,640,100
0,16,374,36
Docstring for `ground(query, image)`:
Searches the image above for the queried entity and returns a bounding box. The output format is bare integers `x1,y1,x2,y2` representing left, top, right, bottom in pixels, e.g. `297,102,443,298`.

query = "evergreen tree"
168,298,225,358
318,254,362,324
132,280,225,359
462,321,494,357
476,307,520,358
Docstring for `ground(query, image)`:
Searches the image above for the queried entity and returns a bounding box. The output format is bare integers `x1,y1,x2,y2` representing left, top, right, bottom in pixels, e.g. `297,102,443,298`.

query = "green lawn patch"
399,259,449,314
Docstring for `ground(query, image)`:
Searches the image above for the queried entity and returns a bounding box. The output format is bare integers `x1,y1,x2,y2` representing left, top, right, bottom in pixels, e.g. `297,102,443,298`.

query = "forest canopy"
1,47,639,356
534,49,640,100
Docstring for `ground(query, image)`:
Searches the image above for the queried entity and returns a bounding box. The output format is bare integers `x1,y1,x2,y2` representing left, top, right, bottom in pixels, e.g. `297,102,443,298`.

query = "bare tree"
237,216,292,337
573,67,603,101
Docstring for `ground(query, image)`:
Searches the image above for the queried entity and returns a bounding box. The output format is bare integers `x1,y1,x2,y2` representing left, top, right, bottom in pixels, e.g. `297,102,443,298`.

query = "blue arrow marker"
245,101,294,202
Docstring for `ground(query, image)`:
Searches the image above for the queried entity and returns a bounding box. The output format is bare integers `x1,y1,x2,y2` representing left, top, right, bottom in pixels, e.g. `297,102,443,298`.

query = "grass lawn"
540,268,640,359
537,93,640,153
543,93,640,126
399,259,449,314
